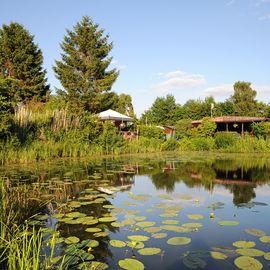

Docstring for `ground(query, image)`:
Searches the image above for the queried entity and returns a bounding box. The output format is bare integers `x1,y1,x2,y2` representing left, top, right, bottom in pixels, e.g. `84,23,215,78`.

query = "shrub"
196,117,217,137
98,121,124,154
252,122,270,139
138,125,165,140
215,132,238,149
175,119,193,139
179,137,215,151
161,138,179,151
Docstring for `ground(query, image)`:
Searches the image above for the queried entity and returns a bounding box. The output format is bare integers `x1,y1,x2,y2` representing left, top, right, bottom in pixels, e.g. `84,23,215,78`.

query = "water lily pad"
177,194,193,200
58,217,74,223
122,219,136,225
85,227,102,233
93,232,109,237
183,254,206,269
66,212,86,218
136,221,156,227
111,222,125,227
138,247,161,255
122,201,138,206
81,218,99,225
264,252,270,260
128,235,150,242
35,215,49,221
166,206,182,211
236,248,265,257
89,261,109,269
155,203,169,209
167,237,191,245
152,233,167,239
233,241,256,248
162,220,179,225
51,213,65,219
159,212,178,218
206,202,225,210
86,240,99,248
210,251,228,260
161,225,191,232
69,201,81,208
132,194,151,201
187,214,204,220
144,227,162,233
182,223,202,228
126,241,145,249
134,216,147,221
259,236,270,243
103,204,115,209
65,236,80,244
126,210,140,215
110,240,126,248
158,194,173,200
234,256,262,270
212,246,237,257
245,229,266,237
98,217,117,223
118,258,144,270
111,208,124,213
218,220,240,226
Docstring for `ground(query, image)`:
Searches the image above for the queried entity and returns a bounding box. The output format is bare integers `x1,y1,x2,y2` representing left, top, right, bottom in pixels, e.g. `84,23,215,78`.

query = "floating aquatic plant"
118,258,144,270
167,237,191,245
138,247,161,255
234,256,262,270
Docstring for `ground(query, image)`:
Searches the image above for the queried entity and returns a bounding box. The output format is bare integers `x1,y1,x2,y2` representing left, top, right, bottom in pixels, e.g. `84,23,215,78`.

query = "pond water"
1,153,270,269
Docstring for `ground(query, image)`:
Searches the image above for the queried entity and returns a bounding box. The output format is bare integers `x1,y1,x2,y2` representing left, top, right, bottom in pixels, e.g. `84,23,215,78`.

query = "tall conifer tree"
0,22,49,104
54,16,119,113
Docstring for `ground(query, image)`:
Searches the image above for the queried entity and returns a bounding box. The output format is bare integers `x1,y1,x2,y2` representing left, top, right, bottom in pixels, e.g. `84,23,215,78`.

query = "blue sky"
1,0,270,116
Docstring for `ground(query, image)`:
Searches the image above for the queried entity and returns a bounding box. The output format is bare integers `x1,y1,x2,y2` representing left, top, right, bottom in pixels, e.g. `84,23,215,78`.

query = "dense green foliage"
232,81,257,116
0,17,270,166
140,94,182,125
0,22,49,103
214,132,238,149
54,16,119,113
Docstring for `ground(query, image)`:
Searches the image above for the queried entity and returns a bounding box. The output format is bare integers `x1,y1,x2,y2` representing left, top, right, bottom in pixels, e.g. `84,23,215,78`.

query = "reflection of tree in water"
146,157,270,206
228,185,256,205
151,172,178,192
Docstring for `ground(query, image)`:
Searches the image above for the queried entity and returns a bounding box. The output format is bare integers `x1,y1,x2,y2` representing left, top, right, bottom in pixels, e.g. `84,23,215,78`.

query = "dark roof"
192,116,269,125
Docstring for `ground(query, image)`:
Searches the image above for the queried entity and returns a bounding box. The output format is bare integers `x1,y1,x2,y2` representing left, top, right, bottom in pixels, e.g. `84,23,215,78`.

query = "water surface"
1,153,270,269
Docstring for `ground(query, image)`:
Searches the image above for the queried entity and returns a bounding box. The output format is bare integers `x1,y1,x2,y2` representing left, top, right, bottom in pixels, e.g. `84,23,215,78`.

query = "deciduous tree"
231,81,257,116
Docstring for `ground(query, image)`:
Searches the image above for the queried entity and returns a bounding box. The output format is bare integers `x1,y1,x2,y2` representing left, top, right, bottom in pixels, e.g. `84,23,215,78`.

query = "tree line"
0,16,134,135
140,82,270,126
0,15,270,163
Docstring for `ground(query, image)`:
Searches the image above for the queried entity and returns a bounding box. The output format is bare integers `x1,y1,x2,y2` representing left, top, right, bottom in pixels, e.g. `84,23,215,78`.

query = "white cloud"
203,83,270,99
153,70,206,92
204,84,233,97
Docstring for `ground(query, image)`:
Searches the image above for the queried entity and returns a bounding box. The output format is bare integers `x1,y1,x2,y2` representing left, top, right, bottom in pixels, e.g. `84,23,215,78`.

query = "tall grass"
0,178,65,270
1,225,42,270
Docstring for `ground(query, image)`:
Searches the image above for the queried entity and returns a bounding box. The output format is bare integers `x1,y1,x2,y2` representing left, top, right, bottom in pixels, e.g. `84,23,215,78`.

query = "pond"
1,153,270,270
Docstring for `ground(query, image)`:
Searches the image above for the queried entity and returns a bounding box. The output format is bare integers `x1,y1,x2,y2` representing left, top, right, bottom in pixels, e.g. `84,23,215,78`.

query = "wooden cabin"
192,116,269,135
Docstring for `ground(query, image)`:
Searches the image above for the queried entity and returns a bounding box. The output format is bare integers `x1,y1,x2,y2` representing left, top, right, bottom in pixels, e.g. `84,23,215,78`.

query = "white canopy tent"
98,109,134,122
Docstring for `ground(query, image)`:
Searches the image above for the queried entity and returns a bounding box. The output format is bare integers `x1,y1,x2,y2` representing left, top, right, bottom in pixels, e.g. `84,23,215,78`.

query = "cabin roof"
192,116,269,125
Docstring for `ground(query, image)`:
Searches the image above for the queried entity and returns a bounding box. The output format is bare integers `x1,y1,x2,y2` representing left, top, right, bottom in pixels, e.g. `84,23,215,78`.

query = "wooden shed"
192,116,269,135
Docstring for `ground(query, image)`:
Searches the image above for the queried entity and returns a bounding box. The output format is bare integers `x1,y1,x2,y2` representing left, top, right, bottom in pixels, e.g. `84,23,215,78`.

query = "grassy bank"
0,104,270,165
1,135,270,165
